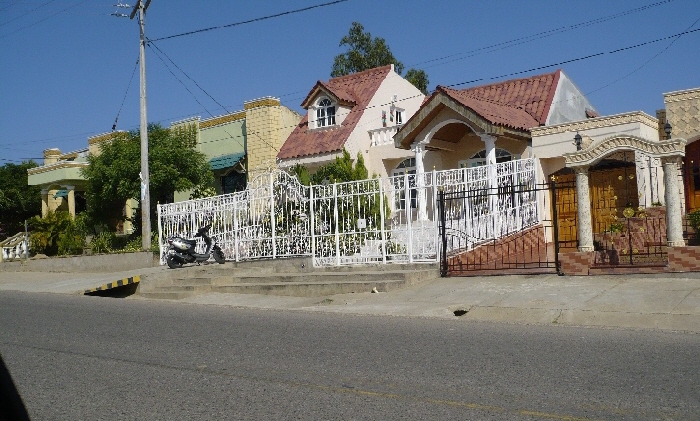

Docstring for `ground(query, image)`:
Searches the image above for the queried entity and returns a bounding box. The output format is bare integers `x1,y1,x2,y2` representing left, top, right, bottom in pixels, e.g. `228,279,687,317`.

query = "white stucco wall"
546,72,598,126
532,111,660,160
351,67,425,178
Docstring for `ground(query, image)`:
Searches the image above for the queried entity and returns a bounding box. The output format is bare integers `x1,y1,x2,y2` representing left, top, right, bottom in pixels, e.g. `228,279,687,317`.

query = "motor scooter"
166,225,225,269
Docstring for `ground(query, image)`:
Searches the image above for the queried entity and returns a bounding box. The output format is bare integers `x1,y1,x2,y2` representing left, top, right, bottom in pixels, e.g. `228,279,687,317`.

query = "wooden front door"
683,140,700,211
589,166,639,234
552,173,577,248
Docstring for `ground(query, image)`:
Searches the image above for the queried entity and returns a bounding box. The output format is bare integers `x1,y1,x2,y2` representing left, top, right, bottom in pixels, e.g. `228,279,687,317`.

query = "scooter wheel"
213,249,226,264
166,255,183,269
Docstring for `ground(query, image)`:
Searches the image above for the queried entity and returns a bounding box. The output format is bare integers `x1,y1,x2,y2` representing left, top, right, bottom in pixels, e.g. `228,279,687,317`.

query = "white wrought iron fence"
157,158,539,266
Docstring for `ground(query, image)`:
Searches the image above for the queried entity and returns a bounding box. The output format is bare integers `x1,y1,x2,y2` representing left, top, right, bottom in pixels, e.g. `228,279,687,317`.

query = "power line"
410,0,677,70
0,0,54,27
148,0,350,43
11,23,698,158
0,0,89,40
446,26,700,88
112,56,140,131
0,1,20,13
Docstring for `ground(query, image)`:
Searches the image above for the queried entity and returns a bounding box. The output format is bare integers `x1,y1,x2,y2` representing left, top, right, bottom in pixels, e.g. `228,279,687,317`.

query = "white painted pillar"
413,143,428,221
574,166,594,252
662,157,685,247
480,134,498,237
482,134,496,165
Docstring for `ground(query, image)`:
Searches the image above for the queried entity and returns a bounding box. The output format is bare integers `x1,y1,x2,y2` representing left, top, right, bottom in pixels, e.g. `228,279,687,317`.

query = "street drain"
453,309,468,317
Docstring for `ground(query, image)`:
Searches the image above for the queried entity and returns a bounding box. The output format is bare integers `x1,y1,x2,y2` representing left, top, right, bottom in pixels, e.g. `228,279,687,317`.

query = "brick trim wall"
667,246,700,272
558,251,594,276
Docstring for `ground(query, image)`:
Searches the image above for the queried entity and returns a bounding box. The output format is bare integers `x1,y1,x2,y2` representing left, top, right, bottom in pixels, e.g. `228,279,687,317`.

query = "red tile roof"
437,70,561,130
278,65,393,160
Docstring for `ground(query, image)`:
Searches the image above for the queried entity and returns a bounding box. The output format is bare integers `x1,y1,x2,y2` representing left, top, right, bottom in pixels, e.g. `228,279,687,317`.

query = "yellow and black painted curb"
84,275,140,294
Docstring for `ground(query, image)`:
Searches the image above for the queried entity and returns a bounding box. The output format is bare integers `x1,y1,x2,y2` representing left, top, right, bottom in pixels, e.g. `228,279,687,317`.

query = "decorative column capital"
478,133,497,142
573,165,590,175
660,156,682,166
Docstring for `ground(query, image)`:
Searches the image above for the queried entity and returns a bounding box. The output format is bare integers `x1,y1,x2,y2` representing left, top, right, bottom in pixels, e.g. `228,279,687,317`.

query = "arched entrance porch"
560,135,687,267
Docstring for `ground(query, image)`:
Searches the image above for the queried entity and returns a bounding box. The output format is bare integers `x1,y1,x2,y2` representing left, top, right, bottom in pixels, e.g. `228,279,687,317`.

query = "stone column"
662,156,685,247
41,189,49,218
66,185,76,218
413,143,428,221
574,166,594,252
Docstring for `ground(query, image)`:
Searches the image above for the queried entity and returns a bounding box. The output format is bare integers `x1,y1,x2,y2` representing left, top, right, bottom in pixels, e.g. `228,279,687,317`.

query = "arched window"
316,97,336,128
392,158,417,210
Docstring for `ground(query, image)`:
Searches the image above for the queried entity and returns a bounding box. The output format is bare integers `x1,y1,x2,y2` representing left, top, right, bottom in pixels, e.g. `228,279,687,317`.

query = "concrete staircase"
137,257,438,300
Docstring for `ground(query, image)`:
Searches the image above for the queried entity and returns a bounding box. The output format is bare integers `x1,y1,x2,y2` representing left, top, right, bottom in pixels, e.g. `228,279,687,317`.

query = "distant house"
170,96,301,199
277,64,425,178
658,87,700,211
27,96,301,232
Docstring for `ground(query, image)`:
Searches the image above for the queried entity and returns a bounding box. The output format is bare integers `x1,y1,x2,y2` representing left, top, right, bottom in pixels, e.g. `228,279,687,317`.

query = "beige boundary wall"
0,251,158,273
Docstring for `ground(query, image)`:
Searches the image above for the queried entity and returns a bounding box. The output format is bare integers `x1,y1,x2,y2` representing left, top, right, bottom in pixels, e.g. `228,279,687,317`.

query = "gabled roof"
278,65,393,160
458,70,560,125
395,70,563,149
437,86,539,131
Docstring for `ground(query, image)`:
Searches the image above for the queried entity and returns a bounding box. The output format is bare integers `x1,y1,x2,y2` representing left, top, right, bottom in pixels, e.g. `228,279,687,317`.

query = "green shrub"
57,225,85,256
29,211,73,256
687,209,700,245
90,232,115,254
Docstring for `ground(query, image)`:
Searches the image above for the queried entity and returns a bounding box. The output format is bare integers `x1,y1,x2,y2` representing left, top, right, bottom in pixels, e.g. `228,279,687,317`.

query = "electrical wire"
0,0,54,27
0,1,20,13
446,26,700,88
0,0,90,40
112,57,139,132
409,0,677,70
10,22,699,157
148,0,350,43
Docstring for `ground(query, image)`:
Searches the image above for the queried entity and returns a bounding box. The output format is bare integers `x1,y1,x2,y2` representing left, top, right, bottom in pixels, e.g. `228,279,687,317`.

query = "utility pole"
130,0,152,250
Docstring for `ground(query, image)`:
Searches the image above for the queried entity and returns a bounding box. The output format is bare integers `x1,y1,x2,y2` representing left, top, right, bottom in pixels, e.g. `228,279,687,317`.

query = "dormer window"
315,97,336,128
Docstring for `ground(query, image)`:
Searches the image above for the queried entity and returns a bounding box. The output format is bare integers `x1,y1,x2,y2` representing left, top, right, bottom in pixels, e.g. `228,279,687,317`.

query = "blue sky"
1,0,699,164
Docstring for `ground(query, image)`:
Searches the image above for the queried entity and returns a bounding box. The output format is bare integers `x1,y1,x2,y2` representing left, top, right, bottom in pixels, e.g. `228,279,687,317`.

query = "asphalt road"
0,291,698,420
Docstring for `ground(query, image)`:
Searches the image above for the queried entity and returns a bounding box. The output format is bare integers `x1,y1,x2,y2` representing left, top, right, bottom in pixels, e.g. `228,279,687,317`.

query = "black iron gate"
438,182,560,277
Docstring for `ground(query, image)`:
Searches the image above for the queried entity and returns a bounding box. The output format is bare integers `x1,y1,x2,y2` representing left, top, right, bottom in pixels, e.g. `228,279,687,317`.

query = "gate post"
662,156,685,247
310,186,316,264
438,187,447,277
574,166,595,252
270,173,276,259
233,197,239,262
550,180,561,275
379,180,387,264
333,183,340,266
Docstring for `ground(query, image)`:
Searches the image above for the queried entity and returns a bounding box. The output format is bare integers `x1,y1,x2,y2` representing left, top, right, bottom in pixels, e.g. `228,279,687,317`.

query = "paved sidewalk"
1,268,698,333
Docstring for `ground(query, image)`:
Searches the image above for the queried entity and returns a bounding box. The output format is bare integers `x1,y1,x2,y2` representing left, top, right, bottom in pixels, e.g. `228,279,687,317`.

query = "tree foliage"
289,149,368,186
81,124,214,231
0,161,42,240
331,22,429,94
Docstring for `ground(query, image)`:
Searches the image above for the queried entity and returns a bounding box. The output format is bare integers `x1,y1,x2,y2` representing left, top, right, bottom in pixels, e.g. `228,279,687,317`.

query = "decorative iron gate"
158,159,538,267
438,181,558,276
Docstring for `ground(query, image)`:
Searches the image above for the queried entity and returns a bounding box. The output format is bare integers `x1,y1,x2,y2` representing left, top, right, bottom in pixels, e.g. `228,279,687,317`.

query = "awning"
53,190,69,199
209,152,245,170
